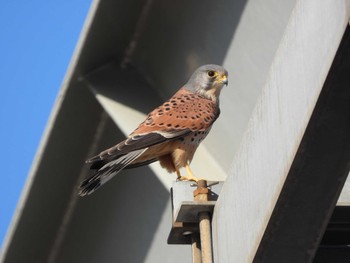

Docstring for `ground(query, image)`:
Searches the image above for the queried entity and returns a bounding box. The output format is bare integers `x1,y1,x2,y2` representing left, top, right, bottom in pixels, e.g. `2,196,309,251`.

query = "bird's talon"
177,175,201,182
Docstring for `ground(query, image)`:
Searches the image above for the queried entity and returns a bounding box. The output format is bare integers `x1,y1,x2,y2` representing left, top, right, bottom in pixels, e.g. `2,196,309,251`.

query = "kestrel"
79,64,228,196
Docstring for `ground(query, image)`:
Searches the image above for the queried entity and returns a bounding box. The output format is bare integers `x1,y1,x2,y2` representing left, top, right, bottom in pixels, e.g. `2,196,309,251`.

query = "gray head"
185,64,228,102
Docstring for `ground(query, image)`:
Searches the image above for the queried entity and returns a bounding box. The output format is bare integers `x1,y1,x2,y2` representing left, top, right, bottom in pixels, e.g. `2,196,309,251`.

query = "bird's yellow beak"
217,74,228,86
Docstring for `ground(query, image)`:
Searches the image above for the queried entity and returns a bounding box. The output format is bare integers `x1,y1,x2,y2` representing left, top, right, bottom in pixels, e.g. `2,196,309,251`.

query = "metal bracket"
167,181,223,244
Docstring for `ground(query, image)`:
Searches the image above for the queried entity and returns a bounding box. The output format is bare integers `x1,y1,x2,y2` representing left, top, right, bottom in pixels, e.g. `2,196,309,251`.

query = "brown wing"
86,88,220,164
133,87,220,135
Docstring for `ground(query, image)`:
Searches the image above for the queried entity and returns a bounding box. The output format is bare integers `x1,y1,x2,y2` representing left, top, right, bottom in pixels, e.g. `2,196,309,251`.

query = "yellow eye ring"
207,70,217,78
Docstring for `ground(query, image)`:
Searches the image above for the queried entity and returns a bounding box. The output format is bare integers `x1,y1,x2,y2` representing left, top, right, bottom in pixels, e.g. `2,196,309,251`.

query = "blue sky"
0,1,91,246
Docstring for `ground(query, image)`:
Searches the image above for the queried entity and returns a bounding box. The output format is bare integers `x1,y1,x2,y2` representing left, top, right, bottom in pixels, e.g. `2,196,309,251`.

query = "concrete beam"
212,1,350,262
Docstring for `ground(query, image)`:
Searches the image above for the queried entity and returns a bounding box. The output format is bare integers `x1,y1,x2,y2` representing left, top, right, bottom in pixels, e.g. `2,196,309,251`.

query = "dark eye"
207,70,216,77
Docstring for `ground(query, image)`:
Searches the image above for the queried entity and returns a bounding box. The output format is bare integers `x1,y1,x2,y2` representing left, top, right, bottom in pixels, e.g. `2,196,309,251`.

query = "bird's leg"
175,166,182,180
177,163,200,182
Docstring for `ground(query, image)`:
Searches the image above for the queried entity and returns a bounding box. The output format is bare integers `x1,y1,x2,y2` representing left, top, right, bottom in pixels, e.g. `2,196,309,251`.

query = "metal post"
198,212,212,263
194,180,213,263
191,233,202,263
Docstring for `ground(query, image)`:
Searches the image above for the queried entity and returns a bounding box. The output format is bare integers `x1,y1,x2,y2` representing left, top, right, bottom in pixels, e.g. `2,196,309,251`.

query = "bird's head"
185,64,228,103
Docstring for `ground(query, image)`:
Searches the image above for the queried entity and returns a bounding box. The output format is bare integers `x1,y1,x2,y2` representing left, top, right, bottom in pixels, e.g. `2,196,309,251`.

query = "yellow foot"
175,163,201,182
177,175,199,182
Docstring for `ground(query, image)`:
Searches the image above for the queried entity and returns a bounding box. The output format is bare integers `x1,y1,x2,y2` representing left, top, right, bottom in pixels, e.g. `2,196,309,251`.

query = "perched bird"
79,64,228,196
